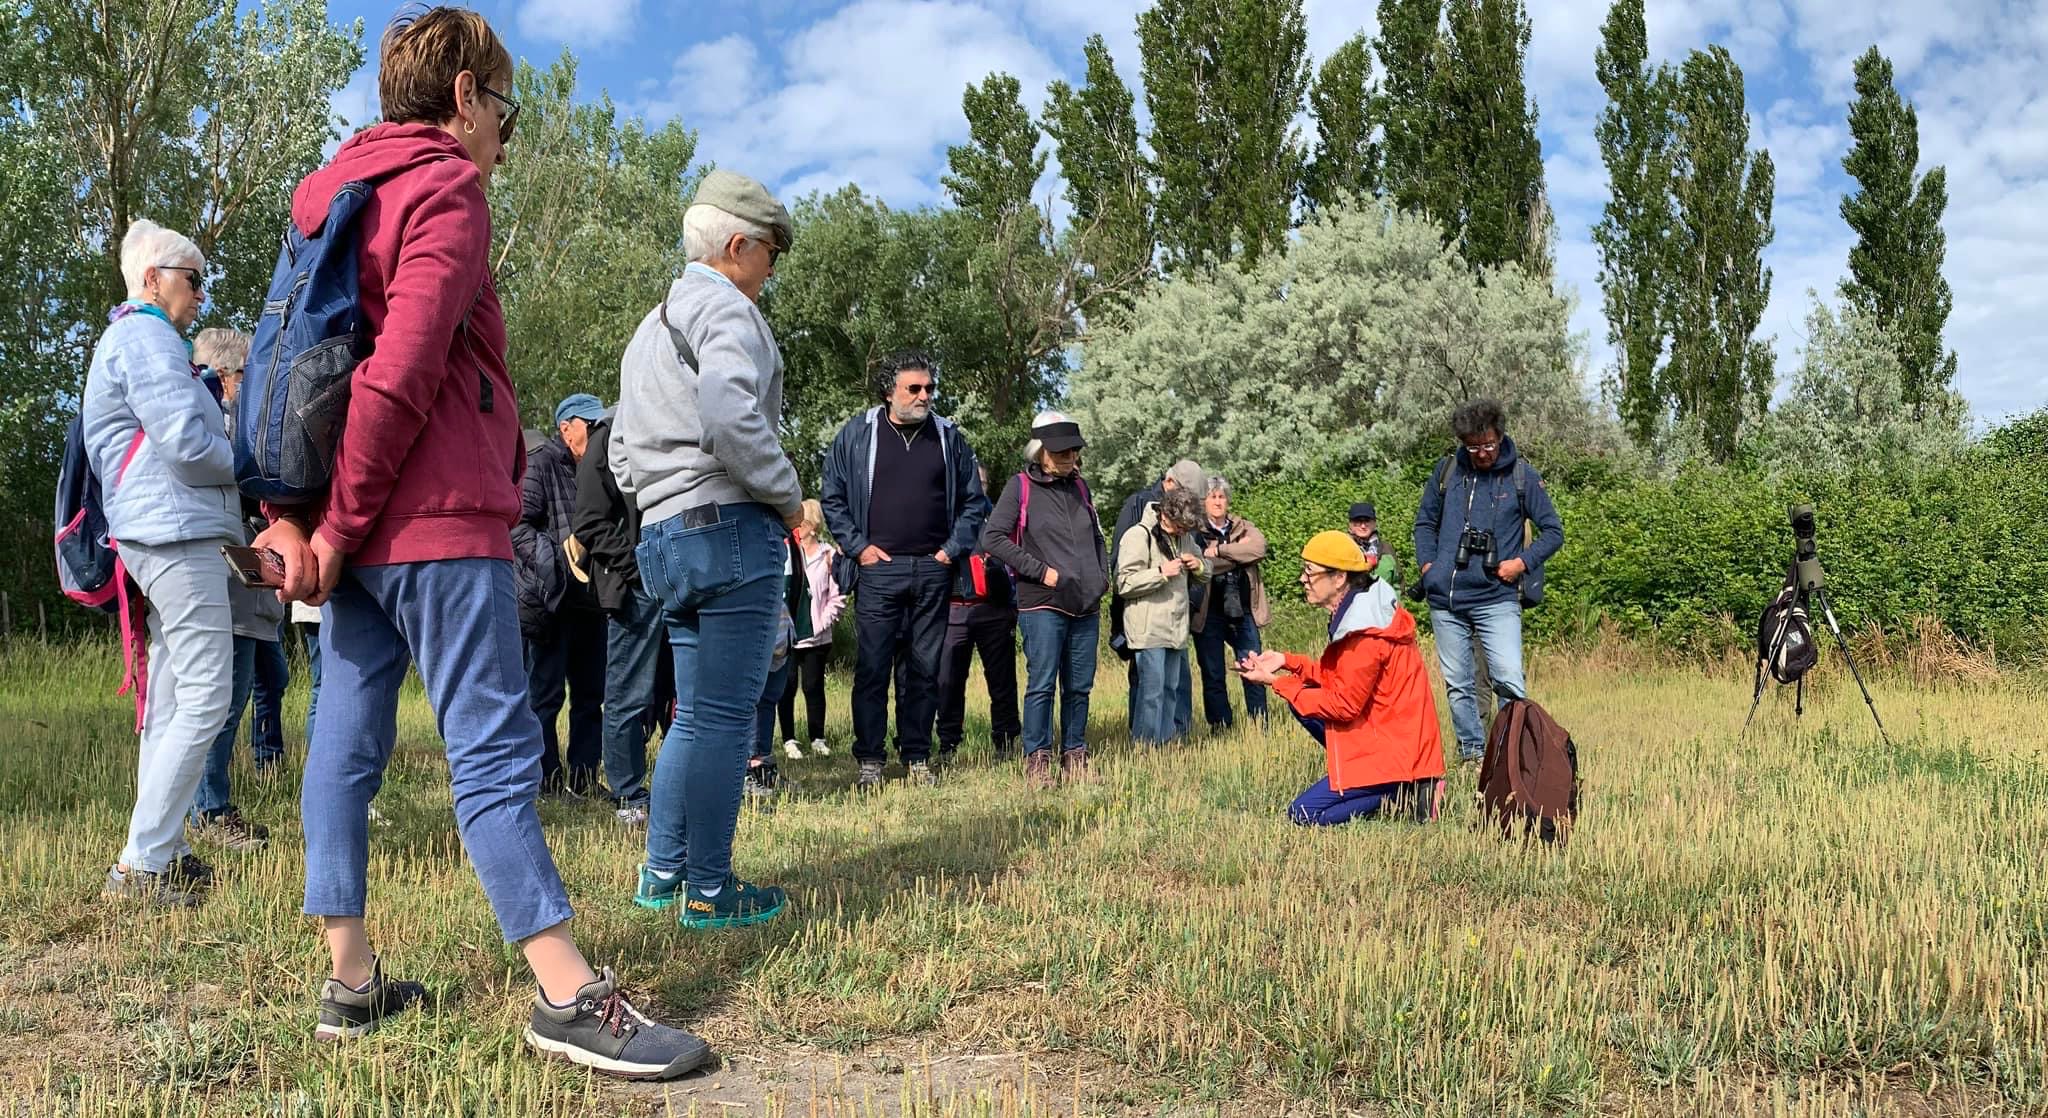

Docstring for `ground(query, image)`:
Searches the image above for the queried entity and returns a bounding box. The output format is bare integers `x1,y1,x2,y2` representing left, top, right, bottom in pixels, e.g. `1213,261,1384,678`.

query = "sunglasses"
901,382,935,397
478,82,520,142
158,265,203,293
750,236,783,266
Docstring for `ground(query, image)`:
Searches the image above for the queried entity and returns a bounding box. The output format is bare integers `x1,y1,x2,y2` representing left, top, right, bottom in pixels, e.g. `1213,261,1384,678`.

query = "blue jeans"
1017,609,1099,756
1192,613,1266,728
637,502,784,890
298,621,322,749
603,585,663,804
192,635,258,819
302,559,573,944
251,628,288,766
1131,645,1188,746
1431,600,1526,759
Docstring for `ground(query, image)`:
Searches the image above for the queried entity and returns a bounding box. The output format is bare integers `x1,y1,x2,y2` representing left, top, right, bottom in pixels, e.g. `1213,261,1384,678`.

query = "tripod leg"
1813,588,1892,746
1743,657,1767,734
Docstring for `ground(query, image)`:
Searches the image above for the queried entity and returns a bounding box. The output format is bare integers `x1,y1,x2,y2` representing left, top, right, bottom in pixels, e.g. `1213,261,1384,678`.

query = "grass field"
2,615,2046,1117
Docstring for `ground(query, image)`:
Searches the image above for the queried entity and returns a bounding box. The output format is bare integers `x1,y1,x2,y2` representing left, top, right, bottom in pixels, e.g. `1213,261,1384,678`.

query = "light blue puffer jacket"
81,309,241,547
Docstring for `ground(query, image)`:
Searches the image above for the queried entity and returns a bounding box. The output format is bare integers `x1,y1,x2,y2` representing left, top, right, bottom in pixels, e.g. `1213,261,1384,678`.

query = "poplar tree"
1592,0,1676,444
1303,33,1379,212
1839,45,1956,415
1137,0,1309,271
1666,46,1775,463
1042,35,1155,303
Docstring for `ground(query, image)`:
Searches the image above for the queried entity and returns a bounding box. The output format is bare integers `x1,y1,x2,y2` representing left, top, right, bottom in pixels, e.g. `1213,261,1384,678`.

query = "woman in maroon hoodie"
254,8,708,1079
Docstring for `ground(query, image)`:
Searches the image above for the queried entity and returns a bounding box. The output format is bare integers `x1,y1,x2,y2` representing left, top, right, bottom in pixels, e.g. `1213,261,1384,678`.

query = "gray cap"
1165,459,1206,493
691,169,793,252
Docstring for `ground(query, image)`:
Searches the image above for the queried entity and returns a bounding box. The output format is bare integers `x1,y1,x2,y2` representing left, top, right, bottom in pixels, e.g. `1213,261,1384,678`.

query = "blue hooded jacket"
1412,436,1563,611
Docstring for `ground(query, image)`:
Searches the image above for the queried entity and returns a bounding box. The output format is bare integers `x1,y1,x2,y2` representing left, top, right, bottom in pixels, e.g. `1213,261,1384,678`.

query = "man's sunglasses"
902,382,935,397
479,83,520,142
751,236,783,266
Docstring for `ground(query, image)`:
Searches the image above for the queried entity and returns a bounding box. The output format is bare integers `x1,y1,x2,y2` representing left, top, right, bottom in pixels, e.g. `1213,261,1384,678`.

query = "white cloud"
517,0,641,50
646,0,1060,207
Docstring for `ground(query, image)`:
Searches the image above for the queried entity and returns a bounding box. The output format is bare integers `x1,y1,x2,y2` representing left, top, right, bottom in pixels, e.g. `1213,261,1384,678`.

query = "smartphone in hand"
222,545,286,590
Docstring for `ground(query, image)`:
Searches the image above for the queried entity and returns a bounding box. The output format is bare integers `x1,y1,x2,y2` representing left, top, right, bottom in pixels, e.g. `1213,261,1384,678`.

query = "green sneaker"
631,863,684,911
678,875,787,930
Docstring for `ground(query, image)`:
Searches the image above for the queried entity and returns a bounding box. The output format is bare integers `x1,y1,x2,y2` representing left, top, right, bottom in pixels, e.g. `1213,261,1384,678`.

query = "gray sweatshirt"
611,263,802,526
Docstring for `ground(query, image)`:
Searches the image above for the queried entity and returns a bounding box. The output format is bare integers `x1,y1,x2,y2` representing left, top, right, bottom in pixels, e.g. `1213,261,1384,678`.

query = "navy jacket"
821,406,987,565
1412,437,1563,611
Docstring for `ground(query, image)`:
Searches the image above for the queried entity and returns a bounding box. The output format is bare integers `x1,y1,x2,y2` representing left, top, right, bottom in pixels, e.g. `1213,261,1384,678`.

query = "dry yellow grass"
1,626,2044,1116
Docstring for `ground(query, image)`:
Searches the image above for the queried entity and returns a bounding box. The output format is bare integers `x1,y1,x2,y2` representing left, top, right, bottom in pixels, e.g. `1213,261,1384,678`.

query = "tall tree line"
1593,0,1957,459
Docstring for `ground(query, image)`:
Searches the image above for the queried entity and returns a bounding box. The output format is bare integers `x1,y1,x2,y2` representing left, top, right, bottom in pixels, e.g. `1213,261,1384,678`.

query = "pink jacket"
796,542,845,647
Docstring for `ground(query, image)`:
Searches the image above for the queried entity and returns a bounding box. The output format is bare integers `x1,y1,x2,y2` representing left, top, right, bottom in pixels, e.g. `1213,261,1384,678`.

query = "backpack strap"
1503,700,1535,832
658,299,700,374
1011,471,1030,544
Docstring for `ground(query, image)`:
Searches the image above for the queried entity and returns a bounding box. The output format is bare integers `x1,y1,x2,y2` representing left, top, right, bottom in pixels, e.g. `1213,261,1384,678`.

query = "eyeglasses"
478,82,520,142
158,265,203,293
902,382,935,397
1463,440,1500,454
750,236,783,266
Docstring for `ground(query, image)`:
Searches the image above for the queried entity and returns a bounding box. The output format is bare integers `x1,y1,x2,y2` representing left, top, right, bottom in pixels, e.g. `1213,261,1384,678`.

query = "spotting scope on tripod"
1743,504,1891,744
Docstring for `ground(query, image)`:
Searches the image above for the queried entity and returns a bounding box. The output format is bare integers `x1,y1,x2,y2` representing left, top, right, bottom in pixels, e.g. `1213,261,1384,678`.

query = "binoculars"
1456,527,1498,577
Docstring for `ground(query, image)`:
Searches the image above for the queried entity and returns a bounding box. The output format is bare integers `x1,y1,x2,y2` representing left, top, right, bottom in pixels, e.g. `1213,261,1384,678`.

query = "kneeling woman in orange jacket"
1238,532,1446,825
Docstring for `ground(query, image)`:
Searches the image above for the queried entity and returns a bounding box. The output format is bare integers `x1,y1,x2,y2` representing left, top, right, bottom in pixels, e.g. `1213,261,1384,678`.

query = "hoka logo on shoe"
687,899,714,913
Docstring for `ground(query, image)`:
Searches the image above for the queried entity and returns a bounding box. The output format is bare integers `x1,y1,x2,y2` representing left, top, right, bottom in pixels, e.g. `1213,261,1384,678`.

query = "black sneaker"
743,764,779,800
934,744,959,769
103,865,201,908
314,957,427,1041
169,853,216,887
524,969,712,1080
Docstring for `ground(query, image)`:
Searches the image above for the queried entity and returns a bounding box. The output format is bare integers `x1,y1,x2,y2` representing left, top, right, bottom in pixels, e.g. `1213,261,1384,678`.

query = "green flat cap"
691,169,793,251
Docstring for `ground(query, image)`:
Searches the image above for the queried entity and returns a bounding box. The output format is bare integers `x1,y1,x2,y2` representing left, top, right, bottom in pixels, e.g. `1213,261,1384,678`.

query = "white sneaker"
782,739,803,760
615,804,648,828
809,738,831,757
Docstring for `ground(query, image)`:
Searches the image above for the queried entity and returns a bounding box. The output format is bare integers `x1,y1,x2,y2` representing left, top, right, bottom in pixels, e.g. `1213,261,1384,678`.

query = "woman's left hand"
1237,650,1285,684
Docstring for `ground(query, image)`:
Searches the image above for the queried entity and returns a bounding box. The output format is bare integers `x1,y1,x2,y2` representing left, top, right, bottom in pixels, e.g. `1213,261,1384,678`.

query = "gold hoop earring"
463,119,476,135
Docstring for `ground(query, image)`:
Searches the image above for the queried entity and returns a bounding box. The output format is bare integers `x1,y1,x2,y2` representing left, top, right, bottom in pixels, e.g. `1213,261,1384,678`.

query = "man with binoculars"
1413,399,1564,764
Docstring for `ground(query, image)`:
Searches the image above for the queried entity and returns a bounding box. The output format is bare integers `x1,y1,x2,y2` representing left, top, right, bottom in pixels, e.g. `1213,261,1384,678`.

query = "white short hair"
119,219,204,299
1023,409,1072,466
682,203,770,264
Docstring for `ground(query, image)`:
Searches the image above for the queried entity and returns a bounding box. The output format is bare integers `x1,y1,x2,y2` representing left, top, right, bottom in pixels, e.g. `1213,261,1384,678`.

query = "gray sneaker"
907,761,937,787
855,762,885,790
314,957,427,1041
524,969,712,1080
103,865,201,908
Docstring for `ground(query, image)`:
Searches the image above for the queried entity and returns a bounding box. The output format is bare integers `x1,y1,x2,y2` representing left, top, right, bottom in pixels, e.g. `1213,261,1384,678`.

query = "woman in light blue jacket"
84,219,242,908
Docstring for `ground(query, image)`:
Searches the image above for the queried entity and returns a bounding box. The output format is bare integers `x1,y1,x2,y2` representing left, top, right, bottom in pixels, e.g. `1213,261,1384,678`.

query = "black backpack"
1756,568,1819,687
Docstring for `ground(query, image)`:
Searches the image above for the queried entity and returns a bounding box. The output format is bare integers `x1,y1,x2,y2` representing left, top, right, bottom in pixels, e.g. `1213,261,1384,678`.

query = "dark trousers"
851,555,951,765
526,608,606,793
778,644,830,743
936,602,1020,753
1192,612,1267,728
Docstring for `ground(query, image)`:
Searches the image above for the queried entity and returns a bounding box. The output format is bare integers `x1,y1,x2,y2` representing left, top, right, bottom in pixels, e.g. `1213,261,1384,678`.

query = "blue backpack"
234,180,375,504
53,415,144,614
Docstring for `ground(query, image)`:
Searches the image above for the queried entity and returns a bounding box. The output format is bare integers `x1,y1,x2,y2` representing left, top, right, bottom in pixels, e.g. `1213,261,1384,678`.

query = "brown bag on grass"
1477,698,1580,845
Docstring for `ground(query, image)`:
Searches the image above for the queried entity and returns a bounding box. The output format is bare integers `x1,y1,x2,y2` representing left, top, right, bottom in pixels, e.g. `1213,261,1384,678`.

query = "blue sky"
327,0,2048,423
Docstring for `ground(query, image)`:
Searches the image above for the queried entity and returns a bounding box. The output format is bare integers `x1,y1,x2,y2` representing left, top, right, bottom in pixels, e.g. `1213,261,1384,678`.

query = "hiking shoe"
524,968,711,1080
743,767,779,801
855,762,885,790
615,803,648,829
103,865,201,908
809,738,831,757
1060,746,1094,784
934,744,959,769
907,761,937,787
632,863,684,911
782,739,804,761
169,853,215,887
678,875,787,930
193,808,269,850
1024,750,1055,791
314,957,427,1041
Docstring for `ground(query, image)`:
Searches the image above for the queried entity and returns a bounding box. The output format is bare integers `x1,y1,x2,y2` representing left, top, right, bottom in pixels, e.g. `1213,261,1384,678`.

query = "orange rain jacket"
1272,581,1445,792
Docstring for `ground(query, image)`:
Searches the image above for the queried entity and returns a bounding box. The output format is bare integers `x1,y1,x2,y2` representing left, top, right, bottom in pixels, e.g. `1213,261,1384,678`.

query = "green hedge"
1230,448,2048,654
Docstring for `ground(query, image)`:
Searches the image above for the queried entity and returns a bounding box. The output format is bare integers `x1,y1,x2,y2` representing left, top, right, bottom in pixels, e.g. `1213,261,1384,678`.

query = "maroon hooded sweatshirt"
290,123,523,567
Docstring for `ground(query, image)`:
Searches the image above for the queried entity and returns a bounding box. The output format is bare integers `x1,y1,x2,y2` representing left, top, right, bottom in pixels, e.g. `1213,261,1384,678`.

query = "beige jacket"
1114,503,1210,650
1190,515,1270,633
